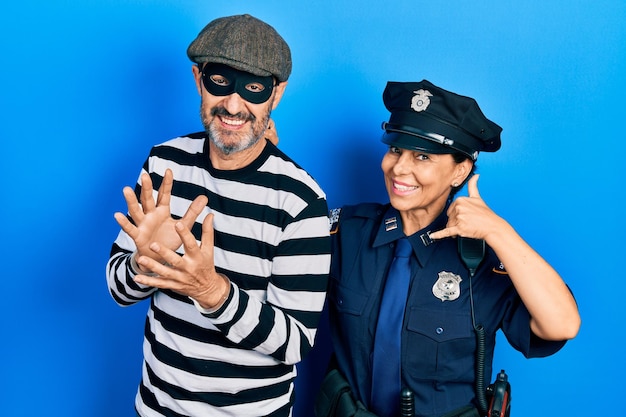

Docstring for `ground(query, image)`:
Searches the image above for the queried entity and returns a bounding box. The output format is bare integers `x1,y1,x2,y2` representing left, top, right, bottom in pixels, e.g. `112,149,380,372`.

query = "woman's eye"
210,75,230,86
245,83,266,93
389,146,401,154
416,153,429,161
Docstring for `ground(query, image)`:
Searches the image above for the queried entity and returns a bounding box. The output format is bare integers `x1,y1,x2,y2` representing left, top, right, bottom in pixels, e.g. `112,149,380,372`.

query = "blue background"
1,1,624,415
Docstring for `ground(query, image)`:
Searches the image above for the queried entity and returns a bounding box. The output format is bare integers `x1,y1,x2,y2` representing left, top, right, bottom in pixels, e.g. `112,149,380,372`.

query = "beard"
200,98,273,156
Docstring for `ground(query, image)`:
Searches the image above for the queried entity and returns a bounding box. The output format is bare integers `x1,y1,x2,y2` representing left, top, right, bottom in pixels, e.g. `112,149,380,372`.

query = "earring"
452,182,459,187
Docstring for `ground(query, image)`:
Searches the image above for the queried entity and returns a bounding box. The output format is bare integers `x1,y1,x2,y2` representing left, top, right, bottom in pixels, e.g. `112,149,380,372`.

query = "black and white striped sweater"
106,133,331,417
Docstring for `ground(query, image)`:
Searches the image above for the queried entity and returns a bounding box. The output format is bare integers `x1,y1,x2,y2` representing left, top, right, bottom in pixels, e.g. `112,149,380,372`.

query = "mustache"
210,106,256,123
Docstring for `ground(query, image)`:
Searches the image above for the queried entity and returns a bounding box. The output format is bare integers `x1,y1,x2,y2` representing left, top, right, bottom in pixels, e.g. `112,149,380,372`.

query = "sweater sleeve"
204,197,331,365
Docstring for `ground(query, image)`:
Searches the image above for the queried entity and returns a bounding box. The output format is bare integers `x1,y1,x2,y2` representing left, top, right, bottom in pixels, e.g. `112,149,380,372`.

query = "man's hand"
114,169,208,269
133,213,230,310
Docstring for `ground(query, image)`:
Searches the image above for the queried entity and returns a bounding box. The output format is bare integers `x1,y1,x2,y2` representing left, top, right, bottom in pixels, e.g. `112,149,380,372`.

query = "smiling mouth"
219,116,246,127
394,181,418,192
212,107,253,127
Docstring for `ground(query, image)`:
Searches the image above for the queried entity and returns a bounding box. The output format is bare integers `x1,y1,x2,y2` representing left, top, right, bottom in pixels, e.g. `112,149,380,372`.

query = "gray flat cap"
187,14,292,82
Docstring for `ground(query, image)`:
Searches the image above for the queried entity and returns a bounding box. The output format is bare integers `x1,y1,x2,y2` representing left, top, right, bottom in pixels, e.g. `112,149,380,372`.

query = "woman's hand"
430,175,505,241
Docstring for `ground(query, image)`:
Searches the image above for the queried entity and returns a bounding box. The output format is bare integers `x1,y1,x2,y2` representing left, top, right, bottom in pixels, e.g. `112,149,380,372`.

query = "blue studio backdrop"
1,1,624,416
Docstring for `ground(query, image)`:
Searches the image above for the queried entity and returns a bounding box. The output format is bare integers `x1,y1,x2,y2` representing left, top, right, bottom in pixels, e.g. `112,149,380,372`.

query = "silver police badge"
411,89,433,112
432,271,462,301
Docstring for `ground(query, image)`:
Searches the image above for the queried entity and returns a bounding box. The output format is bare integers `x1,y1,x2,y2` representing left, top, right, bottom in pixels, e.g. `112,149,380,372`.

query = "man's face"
193,64,286,156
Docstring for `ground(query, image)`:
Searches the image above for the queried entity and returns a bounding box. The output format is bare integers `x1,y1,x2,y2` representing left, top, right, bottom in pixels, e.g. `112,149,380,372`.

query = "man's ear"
270,81,288,110
192,65,203,96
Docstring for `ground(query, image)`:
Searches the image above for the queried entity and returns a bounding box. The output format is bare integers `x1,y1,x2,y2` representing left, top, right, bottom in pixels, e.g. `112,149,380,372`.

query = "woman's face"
381,145,472,232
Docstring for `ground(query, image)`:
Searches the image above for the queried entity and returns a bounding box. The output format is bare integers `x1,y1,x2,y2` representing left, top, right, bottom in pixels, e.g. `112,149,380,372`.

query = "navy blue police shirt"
327,203,566,417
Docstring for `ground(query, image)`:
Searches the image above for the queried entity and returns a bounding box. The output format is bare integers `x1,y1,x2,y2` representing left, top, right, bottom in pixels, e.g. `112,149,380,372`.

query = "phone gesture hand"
429,175,496,241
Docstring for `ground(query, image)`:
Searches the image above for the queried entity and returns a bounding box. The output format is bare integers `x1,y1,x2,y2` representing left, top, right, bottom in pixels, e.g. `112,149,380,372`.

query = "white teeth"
395,183,417,191
221,117,245,126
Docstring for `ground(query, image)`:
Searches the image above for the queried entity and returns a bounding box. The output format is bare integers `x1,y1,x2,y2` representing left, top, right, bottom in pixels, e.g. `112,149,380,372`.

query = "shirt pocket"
329,277,373,349
330,277,369,316
405,307,475,379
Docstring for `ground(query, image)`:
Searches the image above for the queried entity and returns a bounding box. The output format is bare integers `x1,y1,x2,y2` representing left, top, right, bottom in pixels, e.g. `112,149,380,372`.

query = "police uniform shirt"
327,203,566,417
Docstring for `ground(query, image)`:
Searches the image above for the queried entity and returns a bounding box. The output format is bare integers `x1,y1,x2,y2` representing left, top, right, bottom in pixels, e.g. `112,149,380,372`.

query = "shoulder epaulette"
329,208,341,234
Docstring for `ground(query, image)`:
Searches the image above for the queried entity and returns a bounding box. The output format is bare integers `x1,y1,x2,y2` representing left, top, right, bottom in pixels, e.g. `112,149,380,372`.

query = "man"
106,14,331,417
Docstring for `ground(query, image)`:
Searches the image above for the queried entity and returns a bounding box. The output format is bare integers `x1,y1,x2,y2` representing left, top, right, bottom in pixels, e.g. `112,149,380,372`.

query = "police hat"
381,80,502,160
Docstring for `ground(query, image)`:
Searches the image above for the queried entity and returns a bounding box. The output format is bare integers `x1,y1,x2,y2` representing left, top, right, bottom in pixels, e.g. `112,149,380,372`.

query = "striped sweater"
106,133,331,417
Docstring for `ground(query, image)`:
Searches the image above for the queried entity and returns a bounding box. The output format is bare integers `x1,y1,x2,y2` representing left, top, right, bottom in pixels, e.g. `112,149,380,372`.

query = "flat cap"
381,80,502,160
187,14,292,82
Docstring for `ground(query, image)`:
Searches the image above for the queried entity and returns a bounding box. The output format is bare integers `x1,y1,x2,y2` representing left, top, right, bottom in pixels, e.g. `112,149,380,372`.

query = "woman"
316,80,580,417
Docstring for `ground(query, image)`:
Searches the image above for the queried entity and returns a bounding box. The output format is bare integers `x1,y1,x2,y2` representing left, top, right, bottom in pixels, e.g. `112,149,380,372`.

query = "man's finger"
175,221,201,256
114,212,139,240
139,173,156,211
180,195,209,229
147,242,184,270
156,169,173,207
134,271,172,290
123,186,144,223
201,213,215,251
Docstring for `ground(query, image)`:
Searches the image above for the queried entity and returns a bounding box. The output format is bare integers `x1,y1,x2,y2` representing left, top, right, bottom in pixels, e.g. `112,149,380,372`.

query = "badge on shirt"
432,271,462,301
384,216,398,231
329,208,341,235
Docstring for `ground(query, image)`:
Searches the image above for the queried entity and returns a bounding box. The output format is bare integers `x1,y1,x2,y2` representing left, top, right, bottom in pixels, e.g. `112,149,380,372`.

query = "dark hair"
449,152,476,198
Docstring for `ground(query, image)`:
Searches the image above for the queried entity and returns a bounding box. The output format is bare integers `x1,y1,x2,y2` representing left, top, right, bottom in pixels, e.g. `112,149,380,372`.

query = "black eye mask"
201,63,275,104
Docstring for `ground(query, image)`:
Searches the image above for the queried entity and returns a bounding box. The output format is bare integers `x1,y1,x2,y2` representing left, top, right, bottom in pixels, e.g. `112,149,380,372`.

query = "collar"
372,205,450,266
372,206,405,248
